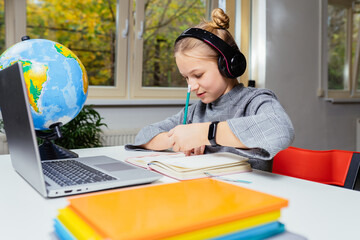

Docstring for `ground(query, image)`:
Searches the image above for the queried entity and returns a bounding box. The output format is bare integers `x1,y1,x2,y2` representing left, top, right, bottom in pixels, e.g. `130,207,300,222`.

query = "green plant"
0,106,106,149
54,105,107,149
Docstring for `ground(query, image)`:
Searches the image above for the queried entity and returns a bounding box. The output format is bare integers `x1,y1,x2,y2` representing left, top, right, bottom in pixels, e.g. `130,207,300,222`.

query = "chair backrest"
273,146,360,189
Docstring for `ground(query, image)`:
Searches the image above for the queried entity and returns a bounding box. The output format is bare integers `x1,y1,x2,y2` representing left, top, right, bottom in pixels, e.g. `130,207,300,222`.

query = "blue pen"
183,85,191,124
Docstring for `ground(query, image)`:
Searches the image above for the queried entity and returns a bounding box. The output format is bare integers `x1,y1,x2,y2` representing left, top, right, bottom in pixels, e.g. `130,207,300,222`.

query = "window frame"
129,0,215,100
5,0,128,100
4,0,26,49
5,0,251,102
322,0,360,102
86,0,128,100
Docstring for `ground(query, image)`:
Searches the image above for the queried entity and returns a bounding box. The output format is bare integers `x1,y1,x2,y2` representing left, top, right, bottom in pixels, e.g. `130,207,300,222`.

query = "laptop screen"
0,62,47,196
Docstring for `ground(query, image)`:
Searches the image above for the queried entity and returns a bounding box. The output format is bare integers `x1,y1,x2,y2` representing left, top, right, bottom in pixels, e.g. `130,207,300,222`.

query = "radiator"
0,128,140,155
100,128,140,147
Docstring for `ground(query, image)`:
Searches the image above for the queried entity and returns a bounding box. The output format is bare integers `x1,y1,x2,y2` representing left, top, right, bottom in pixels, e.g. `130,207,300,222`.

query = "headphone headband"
175,28,246,78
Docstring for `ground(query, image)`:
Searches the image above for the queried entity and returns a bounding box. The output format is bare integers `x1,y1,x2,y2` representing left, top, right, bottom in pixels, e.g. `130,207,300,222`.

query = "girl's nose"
188,79,199,91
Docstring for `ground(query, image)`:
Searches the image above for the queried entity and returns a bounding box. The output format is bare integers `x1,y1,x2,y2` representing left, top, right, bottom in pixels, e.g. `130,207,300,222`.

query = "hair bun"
210,8,230,30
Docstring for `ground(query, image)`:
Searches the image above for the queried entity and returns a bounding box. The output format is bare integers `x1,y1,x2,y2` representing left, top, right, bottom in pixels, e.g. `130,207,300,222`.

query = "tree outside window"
141,0,206,88
327,0,360,99
4,0,224,99
327,3,347,90
26,0,117,86
26,0,207,90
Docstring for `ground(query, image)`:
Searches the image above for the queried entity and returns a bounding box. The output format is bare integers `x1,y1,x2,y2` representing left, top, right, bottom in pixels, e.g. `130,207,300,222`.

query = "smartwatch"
208,121,220,147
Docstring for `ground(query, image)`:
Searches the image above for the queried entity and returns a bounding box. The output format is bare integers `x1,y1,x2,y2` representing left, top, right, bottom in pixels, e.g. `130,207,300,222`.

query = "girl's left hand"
184,145,206,156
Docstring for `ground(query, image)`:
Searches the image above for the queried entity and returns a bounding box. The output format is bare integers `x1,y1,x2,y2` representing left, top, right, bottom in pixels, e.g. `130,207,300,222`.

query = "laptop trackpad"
94,162,135,172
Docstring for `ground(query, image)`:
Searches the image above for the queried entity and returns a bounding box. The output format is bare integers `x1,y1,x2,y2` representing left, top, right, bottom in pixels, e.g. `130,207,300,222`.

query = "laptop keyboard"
42,160,117,186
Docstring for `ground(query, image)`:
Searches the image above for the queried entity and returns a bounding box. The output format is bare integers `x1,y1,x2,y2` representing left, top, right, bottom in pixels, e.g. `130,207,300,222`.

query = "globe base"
38,140,79,160
36,122,78,160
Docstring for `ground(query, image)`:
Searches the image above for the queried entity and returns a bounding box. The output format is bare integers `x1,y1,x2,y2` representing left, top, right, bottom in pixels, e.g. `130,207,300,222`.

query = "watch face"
208,121,220,147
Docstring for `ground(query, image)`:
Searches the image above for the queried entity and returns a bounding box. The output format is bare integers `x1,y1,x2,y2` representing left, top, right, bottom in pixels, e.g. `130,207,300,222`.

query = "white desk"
1,146,360,240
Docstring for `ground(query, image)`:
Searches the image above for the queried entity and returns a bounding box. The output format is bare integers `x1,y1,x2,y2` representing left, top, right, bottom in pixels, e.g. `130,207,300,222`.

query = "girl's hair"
174,8,238,60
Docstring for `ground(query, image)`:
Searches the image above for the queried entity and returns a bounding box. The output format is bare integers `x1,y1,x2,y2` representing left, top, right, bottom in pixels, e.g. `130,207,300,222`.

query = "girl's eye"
194,74,203,79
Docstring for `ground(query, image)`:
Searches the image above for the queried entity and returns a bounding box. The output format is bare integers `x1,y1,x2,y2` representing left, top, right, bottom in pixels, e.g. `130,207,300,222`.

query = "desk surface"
1,146,360,240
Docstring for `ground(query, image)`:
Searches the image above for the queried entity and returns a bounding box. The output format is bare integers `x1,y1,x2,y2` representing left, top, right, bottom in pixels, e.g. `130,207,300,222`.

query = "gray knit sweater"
126,84,295,171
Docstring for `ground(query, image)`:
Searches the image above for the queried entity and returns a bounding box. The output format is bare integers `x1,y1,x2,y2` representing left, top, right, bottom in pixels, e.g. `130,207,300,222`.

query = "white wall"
93,105,183,130
94,0,359,151
265,0,359,151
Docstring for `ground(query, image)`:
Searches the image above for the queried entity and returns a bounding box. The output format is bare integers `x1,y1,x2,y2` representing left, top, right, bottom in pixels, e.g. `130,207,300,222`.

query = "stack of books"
53,178,289,240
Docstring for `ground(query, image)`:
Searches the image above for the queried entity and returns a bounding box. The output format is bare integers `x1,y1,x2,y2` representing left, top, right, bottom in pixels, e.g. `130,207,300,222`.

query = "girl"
127,8,294,171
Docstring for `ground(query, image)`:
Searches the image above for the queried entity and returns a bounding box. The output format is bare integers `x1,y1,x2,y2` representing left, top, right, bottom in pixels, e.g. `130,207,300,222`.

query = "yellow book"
165,210,281,240
57,207,103,240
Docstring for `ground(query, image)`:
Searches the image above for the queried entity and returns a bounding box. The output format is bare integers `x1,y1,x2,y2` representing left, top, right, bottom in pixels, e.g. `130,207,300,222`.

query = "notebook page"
153,152,248,169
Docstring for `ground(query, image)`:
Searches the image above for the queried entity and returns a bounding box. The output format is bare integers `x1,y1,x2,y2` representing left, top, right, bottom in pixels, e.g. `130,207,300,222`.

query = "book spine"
57,207,104,240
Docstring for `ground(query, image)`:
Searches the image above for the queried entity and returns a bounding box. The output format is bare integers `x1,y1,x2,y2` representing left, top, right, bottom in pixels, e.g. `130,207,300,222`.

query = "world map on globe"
0,39,88,130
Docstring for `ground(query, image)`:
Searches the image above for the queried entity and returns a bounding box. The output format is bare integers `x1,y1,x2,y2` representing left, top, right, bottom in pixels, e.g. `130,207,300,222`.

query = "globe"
0,38,89,130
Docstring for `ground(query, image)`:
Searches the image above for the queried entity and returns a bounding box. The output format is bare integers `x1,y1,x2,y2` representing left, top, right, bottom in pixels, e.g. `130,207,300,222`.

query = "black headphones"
175,28,246,79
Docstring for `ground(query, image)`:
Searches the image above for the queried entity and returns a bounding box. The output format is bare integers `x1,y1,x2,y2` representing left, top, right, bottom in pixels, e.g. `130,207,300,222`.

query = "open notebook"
126,152,251,180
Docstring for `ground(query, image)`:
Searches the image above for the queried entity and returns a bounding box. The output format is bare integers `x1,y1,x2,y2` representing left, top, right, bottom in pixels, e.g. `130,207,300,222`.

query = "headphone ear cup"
218,52,247,79
230,52,247,78
217,55,232,78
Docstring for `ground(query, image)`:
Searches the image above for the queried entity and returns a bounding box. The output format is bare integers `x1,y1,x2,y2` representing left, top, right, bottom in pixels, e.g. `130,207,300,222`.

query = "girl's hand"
168,121,247,153
184,145,206,156
140,132,174,151
168,123,209,152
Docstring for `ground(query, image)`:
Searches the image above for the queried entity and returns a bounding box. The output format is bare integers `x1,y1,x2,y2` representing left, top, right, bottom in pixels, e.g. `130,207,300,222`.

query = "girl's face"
175,51,235,104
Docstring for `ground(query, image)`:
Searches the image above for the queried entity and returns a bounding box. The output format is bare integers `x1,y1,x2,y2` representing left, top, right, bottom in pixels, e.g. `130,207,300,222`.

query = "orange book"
67,178,288,240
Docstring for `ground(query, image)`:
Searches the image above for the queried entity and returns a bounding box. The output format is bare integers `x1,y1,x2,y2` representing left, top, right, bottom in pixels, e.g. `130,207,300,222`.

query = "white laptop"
0,62,161,198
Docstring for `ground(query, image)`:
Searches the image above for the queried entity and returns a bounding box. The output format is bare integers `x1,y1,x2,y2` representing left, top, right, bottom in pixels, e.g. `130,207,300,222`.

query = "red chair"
272,146,360,190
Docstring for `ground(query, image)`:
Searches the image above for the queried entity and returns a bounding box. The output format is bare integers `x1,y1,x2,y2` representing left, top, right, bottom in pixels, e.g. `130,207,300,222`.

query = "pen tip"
187,85,191,92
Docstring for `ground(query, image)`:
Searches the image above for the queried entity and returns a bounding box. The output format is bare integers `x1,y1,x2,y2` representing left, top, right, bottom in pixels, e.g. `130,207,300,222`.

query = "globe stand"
36,122,78,160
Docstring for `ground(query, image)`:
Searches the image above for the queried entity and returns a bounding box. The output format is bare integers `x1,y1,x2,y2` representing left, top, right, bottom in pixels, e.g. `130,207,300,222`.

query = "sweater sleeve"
226,93,294,160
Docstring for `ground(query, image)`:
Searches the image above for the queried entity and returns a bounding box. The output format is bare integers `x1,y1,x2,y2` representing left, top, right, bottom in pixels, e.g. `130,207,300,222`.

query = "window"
4,0,250,101
130,0,251,99
130,0,209,99
27,0,117,86
25,0,127,99
326,0,360,101
141,1,206,88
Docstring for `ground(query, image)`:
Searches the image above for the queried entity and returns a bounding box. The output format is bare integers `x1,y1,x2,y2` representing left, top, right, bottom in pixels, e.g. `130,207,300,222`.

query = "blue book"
53,218,76,240
267,230,307,240
212,221,285,240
